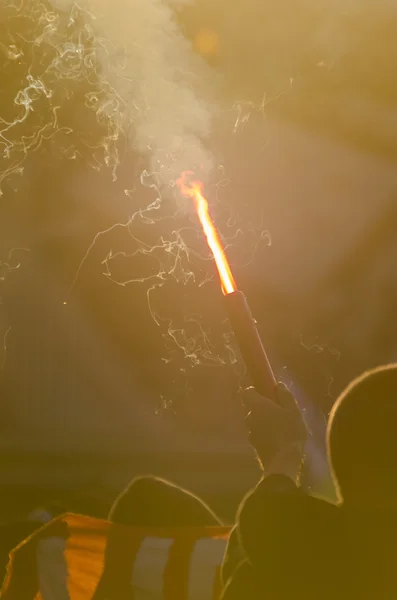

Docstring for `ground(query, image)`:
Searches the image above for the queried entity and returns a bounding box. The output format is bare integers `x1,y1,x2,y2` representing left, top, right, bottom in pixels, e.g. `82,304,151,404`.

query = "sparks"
176,171,237,295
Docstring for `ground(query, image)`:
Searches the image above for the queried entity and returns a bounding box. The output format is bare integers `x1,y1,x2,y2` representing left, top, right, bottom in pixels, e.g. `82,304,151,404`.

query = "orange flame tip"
176,171,237,295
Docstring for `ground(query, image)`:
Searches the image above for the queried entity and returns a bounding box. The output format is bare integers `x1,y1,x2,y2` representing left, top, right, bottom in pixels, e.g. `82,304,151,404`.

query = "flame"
176,171,237,295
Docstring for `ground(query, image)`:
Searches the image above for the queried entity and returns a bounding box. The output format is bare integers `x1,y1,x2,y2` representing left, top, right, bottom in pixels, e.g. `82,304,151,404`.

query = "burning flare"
177,172,276,398
177,172,237,295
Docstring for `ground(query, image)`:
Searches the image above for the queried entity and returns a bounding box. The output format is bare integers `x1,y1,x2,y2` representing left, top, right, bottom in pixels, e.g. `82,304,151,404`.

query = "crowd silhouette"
0,364,397,598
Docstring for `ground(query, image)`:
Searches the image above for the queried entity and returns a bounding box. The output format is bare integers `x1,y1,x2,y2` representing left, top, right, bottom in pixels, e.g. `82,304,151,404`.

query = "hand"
244,382,307,480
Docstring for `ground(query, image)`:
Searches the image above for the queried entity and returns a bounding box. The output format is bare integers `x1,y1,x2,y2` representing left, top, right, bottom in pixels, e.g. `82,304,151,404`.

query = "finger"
244,408,252,421
244,401,273,424
242,386,273,410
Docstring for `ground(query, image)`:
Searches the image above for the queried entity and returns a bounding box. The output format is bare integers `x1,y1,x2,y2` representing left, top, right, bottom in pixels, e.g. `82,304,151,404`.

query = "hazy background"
0,0,396,517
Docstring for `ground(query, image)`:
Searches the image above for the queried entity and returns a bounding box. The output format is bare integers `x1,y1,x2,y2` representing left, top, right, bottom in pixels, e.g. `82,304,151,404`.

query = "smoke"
1,0,237,377
48,0,215,182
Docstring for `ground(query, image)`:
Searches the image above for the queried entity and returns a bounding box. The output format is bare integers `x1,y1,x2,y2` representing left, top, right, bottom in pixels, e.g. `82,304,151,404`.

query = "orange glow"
176,171,237,295
194,28,219,58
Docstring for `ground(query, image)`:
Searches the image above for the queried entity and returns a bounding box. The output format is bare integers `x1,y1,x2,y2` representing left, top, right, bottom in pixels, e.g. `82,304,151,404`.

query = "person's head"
328,364,397,507
109,475,222,526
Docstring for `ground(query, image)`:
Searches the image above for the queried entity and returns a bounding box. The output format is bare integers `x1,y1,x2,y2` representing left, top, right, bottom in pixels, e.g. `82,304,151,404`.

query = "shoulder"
238,477,339,567
239,474,336,525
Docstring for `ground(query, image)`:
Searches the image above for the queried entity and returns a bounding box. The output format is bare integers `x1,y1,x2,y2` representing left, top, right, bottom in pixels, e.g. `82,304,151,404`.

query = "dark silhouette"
109,475,222,527
223,365,397,599
328,364,397,507
92,476,223,600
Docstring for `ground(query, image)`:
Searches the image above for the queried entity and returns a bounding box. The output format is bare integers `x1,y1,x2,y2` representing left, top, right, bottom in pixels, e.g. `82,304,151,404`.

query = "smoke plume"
49,0,215,182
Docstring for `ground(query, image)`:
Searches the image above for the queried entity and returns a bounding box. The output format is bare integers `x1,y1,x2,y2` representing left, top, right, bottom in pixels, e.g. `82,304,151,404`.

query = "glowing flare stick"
176,172,236,294
177,172,277,399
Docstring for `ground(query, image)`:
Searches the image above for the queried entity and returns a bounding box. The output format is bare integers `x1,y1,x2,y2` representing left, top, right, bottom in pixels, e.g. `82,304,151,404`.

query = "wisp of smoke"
49,0,215,181
1,0,215,193
0,0,261,380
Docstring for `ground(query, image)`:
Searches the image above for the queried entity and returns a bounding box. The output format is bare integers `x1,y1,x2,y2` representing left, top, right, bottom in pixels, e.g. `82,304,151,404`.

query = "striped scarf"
0,514,231,600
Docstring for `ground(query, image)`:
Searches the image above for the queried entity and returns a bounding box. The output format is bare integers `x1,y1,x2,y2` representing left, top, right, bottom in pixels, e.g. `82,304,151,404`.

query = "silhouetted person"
92,475,226,600
223,384,337,600
223,367,397,599
326,364,397,598
328,364,397,507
